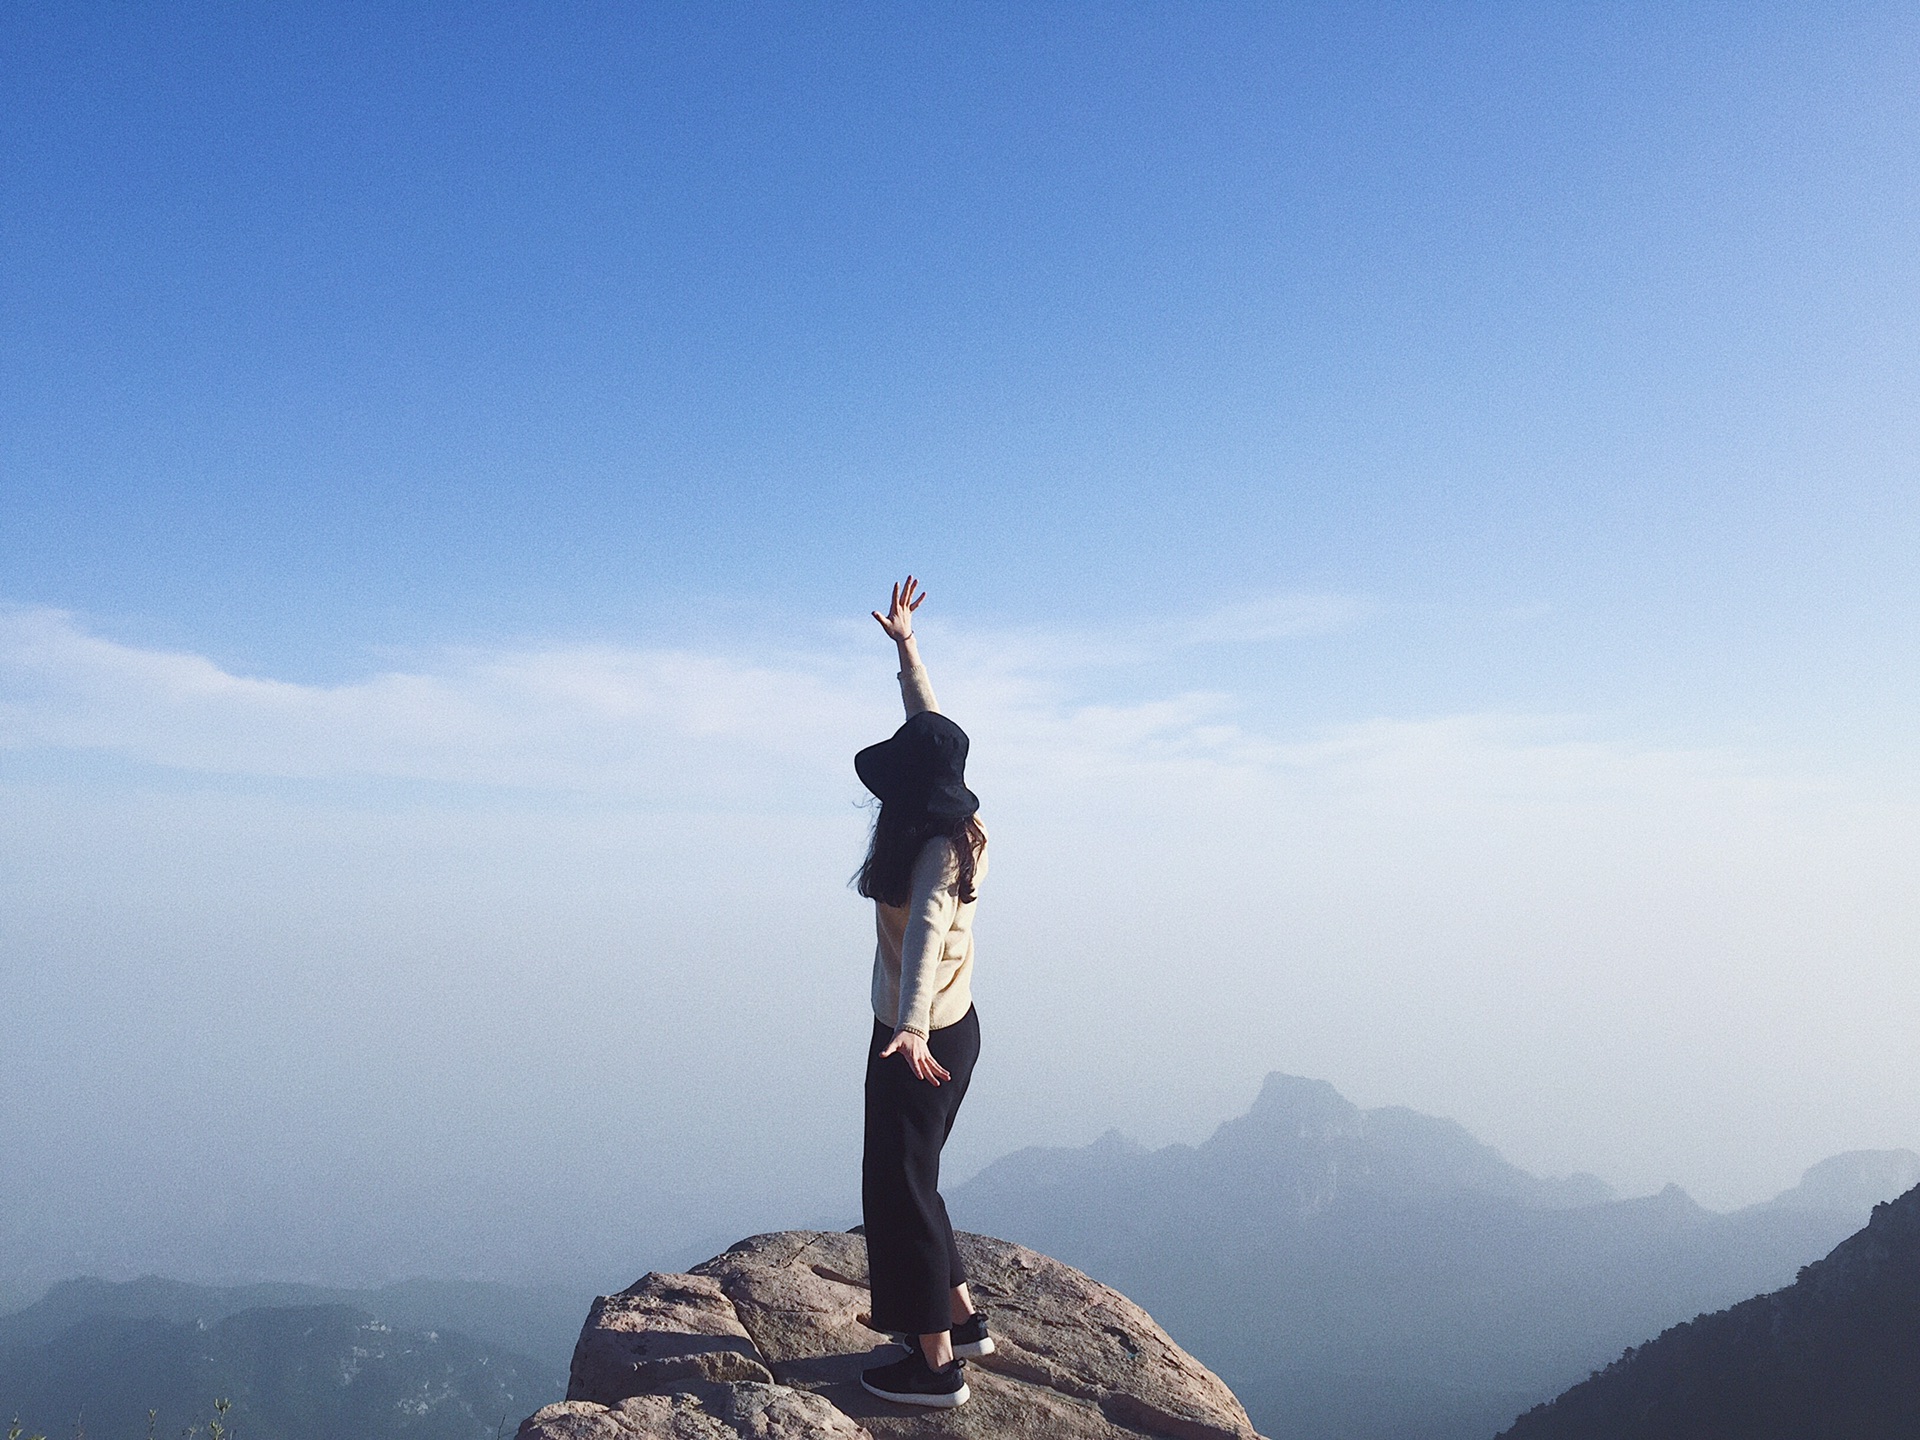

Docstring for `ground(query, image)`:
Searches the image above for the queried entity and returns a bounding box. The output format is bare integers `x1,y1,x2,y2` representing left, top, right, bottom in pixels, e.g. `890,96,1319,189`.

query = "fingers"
883,577,925,623
884,1031,951,1085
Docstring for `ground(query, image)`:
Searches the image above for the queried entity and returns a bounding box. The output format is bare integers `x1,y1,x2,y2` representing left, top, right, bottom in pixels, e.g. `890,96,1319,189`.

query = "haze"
3,4,1917,1309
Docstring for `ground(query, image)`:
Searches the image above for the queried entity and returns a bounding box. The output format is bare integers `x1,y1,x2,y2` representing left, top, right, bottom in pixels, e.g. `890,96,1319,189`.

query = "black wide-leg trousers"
862,1005,980,1337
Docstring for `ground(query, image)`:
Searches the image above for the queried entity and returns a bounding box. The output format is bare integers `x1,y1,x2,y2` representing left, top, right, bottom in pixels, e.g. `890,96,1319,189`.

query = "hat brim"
854,734,911,804
855,727,979,820
920,779,980,820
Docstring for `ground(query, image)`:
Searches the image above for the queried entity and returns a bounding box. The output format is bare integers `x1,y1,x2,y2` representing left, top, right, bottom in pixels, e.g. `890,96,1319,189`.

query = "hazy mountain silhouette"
951,1073,1911,1440
0,1276,578,1439
0,1274,584,1370
1746,1149,1920,1217
1500,1180,1920,1439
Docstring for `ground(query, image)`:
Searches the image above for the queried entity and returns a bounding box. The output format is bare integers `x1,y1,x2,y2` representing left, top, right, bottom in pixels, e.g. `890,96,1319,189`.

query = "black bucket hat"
855,711,979,820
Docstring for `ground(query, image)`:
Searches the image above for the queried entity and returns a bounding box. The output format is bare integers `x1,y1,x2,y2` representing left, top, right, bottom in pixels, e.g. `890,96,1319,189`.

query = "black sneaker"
861,1348,970,1408
951,1309,995,1358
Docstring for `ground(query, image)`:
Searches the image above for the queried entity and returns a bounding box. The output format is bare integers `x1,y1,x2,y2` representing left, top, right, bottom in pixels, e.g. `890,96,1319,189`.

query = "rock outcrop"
517,1229,1267,1440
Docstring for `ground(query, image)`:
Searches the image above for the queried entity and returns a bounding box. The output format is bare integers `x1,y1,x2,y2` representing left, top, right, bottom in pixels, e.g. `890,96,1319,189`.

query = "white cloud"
919,589,1370,674
0,601,1357,798
0,607,880,802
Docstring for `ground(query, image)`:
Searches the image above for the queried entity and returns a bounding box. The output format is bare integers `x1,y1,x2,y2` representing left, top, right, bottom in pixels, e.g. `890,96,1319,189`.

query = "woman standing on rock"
854,575,994,1410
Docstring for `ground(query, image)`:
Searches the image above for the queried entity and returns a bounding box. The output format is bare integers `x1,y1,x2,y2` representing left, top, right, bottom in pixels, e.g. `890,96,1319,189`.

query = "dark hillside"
1499,1181,1920,1440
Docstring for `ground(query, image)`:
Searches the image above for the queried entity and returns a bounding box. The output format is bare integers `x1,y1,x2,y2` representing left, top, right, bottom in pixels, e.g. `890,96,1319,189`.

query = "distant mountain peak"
1240,1073,1365,1140
1640,1182,1705,1216
1761,1149,1920,1219
1194,1073,1612,1210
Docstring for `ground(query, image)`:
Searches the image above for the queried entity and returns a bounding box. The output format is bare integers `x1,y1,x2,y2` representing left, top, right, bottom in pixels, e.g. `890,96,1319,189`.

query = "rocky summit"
516,1229,1267,1440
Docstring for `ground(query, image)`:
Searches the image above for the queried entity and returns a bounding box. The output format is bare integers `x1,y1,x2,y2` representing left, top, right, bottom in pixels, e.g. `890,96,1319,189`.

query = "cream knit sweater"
869,662,986,1039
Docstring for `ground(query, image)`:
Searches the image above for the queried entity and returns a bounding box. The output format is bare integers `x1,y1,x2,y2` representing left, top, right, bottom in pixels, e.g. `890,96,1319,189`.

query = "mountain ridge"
0,1300,559,1440
951,1071,1909,1440
8,1079,1910,1440
0,1272,586,1371
0,1274,583,1440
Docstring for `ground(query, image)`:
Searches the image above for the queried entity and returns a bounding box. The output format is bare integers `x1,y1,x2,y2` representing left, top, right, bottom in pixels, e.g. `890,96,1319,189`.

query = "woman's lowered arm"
892,837,963,1042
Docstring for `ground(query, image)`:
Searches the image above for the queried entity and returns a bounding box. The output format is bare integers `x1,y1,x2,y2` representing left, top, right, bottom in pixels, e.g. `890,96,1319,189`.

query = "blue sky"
4,4,1919,1292
8,3,1916,721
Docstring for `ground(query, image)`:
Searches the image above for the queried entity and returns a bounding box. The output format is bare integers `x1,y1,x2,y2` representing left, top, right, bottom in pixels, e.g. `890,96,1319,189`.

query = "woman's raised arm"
872,575,939,716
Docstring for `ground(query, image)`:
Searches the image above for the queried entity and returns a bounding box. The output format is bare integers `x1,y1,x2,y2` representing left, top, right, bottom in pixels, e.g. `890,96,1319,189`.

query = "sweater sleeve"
898,662,940,717
895,837,960,1038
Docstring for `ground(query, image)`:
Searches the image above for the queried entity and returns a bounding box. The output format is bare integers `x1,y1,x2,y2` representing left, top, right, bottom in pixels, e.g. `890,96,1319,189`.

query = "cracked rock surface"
517,1230,1268,1440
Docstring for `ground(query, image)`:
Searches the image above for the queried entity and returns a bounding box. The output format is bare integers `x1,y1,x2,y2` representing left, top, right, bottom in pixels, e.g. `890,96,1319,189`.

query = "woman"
854,576,993,1410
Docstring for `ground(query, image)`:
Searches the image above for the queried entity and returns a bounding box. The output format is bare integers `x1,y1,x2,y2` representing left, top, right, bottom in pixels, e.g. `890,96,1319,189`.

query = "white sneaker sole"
861,1378,971,1408
953,1337,995,1358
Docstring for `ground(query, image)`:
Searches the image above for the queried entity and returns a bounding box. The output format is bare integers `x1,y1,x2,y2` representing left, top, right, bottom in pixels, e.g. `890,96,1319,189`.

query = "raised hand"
871,576,925,643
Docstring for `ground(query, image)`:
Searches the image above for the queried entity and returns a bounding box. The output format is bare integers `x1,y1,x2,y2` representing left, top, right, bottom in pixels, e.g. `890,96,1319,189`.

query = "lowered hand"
880,1027,951,1085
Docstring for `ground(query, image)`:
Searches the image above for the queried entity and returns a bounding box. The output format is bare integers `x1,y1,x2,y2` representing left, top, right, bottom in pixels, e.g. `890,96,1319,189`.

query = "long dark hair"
855,806,986,909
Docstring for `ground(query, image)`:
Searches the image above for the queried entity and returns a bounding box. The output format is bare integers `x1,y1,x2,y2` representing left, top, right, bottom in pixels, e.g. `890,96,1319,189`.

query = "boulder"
568,1271,775,1401
518,1229,1268,1440
521,1384,866,1439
